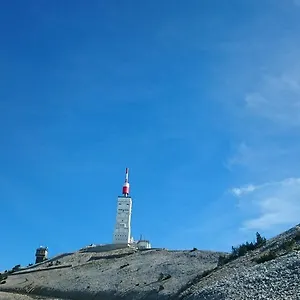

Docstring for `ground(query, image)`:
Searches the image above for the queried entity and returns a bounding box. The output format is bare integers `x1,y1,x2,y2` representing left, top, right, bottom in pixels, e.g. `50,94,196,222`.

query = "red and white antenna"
122,167,130,196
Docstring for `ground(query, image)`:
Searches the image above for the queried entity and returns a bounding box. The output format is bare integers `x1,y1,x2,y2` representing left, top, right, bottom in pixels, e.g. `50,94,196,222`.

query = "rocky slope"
1,224,300,299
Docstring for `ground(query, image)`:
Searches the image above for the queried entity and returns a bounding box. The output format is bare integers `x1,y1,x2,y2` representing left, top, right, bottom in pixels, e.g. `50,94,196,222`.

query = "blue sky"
1,0,300,270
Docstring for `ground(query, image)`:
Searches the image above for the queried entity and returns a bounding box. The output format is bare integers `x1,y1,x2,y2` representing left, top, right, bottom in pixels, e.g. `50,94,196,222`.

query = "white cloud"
231,184,258,197
231,178,300,231
226,141,300,181
245,93,268,108
207,2,300,242
226,143,258,170
244,73,300,127
226,69,300,178
226,71,300,234
294,0,300,6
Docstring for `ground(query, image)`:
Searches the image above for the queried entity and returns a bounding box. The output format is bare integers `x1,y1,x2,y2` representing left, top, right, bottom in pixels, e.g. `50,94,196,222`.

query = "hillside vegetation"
1,224,300,299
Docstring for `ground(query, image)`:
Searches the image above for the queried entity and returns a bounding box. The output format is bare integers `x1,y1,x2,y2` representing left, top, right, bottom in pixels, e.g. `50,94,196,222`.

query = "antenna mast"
122,167,130,196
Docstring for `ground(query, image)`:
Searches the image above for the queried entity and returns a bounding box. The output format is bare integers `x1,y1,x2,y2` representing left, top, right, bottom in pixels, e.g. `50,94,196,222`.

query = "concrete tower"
113,168,133,244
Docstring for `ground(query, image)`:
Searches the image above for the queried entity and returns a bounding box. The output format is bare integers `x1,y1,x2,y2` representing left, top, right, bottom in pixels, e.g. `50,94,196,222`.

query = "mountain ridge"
1,224,300,299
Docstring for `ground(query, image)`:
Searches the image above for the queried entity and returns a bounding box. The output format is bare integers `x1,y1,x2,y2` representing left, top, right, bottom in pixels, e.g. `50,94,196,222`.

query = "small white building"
137,239,151,249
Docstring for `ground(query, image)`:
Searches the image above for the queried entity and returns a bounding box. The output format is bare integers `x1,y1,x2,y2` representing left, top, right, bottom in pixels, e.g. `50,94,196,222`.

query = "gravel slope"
1,224,300,299
180,224,300,300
